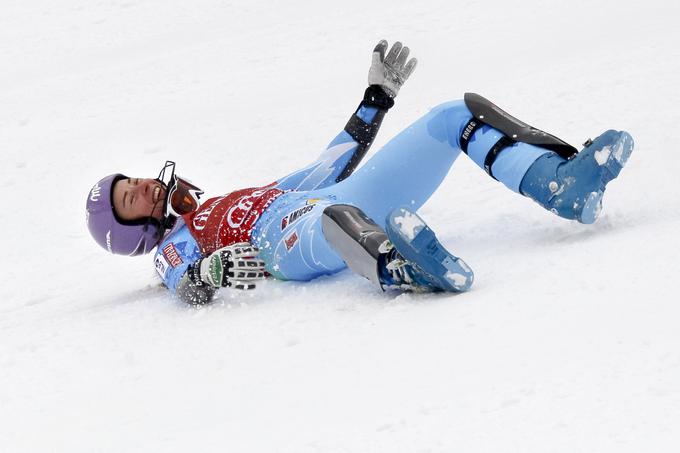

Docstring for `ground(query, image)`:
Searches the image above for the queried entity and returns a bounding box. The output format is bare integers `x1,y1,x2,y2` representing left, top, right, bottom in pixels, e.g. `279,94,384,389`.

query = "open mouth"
153,185,162,204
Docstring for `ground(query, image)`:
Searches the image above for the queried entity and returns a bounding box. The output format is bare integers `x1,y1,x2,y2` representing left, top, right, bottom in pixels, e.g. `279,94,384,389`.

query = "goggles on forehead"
156,161,204,220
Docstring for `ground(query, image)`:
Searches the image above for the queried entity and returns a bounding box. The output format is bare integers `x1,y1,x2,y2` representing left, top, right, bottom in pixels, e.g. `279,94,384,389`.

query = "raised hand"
368,39,418,98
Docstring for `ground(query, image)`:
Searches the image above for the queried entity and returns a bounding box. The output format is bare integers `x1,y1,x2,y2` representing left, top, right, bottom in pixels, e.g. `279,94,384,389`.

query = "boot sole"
386,207,474,292
592,130,634,179
579,131,634,224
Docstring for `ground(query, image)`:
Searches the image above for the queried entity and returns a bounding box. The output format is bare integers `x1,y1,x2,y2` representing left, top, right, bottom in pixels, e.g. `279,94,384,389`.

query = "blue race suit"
154,96,550,291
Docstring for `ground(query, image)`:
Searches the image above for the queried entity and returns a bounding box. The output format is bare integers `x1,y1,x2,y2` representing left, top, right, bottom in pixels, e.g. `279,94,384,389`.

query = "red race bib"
183,185,283,255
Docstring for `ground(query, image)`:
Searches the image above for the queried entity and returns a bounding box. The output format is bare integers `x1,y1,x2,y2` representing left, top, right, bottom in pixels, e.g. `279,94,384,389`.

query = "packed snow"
393,210,424,241
444,272,468,288
1,0,679,452
594,146,612,166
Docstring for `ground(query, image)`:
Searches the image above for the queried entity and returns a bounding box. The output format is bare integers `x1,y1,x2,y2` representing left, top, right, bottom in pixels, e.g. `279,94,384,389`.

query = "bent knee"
429,100,466,114
424,100,473,148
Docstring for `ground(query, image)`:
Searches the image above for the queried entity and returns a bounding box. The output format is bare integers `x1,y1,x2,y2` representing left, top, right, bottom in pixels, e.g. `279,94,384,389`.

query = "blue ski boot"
381,207,474,292
520,130,634,224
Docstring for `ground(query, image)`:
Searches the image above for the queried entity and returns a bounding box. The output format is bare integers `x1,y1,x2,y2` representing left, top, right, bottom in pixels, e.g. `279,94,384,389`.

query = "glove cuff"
363,85,395,110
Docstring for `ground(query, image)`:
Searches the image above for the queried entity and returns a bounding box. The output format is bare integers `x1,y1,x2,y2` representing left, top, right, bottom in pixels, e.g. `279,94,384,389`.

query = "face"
112,178,166,221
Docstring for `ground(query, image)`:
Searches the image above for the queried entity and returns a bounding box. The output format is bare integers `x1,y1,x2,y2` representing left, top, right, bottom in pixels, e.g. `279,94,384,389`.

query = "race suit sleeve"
274,85,395,192
154,220,214,304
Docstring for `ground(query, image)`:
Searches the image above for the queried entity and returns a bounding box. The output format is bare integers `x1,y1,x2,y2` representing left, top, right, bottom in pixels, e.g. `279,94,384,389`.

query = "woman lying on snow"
85,40,634,304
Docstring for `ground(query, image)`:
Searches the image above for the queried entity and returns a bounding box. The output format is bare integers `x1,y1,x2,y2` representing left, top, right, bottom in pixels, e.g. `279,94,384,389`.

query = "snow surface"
2,1,680,452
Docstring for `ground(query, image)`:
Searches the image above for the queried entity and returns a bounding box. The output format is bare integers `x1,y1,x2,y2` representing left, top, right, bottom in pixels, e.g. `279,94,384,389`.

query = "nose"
137,179,155,202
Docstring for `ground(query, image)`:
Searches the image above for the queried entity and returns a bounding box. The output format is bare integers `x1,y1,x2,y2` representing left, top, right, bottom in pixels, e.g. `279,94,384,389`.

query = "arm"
154,225,264,305
274,40,417,192
177,243,265,305
334,85,395,182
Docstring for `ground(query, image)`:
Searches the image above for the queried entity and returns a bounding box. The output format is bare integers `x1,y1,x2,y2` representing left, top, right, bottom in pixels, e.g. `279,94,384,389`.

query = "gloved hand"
367,39,418,98
191,243,266,290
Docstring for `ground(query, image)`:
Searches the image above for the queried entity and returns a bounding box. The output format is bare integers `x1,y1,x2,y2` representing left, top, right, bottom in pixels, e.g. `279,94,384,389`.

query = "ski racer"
85,40,634,304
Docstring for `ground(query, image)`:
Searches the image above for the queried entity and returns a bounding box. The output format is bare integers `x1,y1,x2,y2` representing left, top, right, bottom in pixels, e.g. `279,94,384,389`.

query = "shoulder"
154,219,202,288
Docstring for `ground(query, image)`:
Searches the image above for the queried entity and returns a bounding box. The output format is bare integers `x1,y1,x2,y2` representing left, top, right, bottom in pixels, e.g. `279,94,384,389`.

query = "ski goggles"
157,161,204,218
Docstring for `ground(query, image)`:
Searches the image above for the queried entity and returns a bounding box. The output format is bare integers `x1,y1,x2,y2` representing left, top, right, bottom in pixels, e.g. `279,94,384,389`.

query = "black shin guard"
321,204,388,287
463,93,577,158
460,93,578,180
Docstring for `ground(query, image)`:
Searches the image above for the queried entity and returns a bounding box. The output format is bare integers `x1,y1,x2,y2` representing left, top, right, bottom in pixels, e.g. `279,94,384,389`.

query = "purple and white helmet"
85,174,162,256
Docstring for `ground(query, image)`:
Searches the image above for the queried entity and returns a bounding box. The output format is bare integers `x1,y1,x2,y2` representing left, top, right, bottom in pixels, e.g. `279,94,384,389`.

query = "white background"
1,0,679,451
